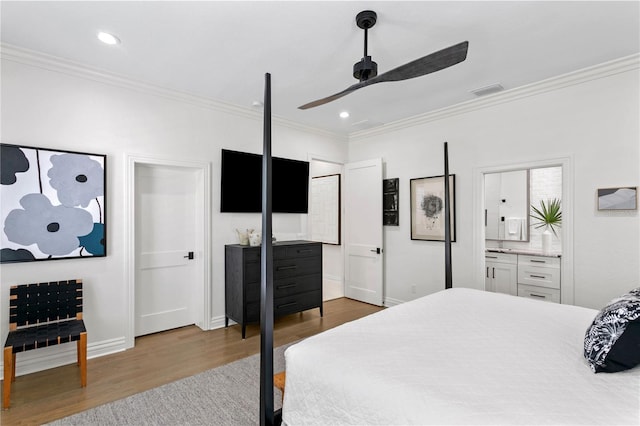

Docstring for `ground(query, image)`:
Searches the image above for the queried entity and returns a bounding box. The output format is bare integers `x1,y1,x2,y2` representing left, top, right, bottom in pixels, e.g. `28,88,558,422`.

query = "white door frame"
473,156,574,305
125,154,211,349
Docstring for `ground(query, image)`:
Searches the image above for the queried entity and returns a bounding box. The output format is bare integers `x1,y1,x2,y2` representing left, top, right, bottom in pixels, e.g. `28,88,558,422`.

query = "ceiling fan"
299,10,469,110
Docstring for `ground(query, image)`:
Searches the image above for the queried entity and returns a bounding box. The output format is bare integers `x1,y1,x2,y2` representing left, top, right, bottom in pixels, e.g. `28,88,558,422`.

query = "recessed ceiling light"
97,31,121,45
339,111,350,119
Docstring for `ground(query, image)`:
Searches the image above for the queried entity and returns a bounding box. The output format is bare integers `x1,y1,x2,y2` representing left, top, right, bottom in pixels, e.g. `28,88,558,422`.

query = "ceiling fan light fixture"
97,31,121,45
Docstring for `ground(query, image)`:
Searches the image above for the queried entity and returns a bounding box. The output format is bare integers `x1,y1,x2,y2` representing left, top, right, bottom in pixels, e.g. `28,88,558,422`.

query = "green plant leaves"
531,198,562,237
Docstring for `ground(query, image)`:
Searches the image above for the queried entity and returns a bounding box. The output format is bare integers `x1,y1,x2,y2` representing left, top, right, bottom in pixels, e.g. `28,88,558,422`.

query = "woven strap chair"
3,279,87,409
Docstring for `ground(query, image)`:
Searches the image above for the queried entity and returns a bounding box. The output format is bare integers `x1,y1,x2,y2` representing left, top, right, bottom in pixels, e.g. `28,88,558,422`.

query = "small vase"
542,228,552,254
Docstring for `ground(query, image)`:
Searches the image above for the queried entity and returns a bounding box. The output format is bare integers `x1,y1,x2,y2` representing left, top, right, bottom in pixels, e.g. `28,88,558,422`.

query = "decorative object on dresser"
225,240,322,339
3,279,87,409
1,143,106,263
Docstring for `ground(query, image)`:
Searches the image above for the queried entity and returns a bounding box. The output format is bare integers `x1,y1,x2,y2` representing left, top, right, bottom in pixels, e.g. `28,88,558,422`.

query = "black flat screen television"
220,149,309,213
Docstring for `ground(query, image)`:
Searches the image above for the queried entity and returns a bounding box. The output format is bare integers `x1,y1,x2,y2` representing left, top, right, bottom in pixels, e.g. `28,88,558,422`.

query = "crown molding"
350,53,640,141
0,43,345,141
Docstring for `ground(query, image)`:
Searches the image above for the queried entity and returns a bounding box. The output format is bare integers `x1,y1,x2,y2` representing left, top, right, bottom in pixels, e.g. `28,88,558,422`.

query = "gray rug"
47,344,291,425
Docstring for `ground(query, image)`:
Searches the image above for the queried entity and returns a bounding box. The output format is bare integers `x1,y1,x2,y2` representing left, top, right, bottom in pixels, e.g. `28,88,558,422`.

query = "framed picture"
383,178,399,226
410,174,455,241
1,143,107,263
597,186,637,210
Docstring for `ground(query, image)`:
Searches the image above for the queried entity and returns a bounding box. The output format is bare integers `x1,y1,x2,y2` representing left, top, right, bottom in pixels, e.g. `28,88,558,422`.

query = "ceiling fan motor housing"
353,56,378,81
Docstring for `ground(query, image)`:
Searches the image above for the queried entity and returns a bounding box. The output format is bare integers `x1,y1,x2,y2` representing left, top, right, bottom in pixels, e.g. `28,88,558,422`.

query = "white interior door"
344,158,383,306
135,165,199,336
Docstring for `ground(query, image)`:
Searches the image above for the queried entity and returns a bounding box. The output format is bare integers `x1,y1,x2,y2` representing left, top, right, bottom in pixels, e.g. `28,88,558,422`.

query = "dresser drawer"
274,290,322,316
274,256,321,279
484,252,517,264
275,243,322,260
518,254,560,268
518,264,560,289
518,284,560,303
275,274,321,298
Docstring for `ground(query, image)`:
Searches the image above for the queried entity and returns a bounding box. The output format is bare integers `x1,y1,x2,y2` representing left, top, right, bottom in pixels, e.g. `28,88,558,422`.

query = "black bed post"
260,73,275,426
444,141,453,289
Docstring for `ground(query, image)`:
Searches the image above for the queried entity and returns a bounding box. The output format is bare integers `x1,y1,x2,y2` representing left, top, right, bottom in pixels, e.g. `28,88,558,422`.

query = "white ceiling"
2,1,639,136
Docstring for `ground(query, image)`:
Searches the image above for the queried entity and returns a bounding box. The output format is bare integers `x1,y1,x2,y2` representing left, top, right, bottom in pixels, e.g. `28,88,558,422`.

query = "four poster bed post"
257,73,454,424
259,73,277,426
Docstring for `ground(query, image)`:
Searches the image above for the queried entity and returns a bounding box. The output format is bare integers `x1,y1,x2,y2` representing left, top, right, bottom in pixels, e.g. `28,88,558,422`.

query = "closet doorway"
125,155,211,348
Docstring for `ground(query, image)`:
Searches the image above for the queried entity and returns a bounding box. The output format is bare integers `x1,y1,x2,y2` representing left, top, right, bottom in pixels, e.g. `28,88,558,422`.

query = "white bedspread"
282,288,640,425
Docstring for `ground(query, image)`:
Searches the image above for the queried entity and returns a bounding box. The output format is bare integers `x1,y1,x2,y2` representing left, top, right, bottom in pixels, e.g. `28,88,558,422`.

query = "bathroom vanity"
485,249,561,303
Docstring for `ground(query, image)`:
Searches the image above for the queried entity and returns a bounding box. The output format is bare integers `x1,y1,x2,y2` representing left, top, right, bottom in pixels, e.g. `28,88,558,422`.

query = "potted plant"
530,198,562,253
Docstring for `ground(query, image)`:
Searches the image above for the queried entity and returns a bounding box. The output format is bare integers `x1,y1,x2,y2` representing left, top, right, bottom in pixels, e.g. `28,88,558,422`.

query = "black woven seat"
3,279,87,409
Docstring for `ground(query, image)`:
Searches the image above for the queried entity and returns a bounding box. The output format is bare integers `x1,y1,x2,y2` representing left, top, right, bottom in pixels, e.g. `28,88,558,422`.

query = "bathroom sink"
486,248,512,253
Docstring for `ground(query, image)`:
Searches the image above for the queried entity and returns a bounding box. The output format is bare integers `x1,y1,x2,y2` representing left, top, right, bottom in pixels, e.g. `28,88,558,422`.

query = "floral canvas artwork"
1,144,106,263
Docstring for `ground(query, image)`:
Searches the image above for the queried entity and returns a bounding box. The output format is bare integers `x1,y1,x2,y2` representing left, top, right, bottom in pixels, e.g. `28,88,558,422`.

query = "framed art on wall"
597,186,637,210
410,174,456,241
1,143,107,263
383,178,399,226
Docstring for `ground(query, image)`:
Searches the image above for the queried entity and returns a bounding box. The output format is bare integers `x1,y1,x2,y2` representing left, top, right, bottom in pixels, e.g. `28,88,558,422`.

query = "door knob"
369,247,381,254
184,251,194,260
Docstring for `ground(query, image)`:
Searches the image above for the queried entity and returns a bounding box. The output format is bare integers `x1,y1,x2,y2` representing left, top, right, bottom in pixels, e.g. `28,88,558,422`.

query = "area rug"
47,344,291,425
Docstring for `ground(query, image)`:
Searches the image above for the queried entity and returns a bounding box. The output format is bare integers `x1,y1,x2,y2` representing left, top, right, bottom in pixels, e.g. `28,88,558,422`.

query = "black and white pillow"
584,287,640,373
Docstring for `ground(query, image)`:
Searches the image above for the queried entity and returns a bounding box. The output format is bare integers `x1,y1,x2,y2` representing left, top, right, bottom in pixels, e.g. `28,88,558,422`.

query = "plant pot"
542,229,553,254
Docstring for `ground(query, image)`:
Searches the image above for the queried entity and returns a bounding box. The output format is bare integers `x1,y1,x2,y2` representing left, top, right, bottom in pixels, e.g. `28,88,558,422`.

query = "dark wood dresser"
224,240,323,338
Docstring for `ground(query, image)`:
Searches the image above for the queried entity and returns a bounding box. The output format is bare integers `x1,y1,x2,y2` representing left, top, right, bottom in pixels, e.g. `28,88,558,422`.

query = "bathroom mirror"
484,169,530,241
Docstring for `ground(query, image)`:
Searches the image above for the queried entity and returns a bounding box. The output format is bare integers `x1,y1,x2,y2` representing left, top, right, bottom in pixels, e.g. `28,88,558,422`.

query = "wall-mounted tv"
220,149,309,213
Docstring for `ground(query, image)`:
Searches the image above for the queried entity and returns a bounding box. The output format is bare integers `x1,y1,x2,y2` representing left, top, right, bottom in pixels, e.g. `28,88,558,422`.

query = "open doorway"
125,155,211,348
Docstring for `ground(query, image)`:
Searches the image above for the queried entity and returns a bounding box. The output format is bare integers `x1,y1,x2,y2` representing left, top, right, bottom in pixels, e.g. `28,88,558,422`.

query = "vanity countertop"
485,248,561,258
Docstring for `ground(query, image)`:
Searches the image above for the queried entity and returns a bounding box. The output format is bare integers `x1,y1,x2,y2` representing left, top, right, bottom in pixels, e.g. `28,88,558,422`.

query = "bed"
282,288,640,425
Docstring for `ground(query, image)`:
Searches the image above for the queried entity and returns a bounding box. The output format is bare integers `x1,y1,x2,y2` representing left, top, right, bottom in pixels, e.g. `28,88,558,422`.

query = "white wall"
348,57,639,310
0,52,347,376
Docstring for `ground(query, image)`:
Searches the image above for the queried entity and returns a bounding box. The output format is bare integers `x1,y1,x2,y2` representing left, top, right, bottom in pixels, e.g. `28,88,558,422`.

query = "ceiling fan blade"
372,41,469,84
298,41,468,110
298,81,368,110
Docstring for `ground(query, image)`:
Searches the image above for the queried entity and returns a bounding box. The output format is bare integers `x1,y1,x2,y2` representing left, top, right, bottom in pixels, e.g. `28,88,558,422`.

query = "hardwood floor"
1,297,383,425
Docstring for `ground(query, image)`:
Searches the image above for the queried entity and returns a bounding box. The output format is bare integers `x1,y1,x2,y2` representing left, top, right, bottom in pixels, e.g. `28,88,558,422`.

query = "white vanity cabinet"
485,253,518,296
517,255,561,303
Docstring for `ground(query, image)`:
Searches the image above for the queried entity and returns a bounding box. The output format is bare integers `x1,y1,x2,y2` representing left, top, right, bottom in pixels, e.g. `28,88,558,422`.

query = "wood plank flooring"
1,297,383,425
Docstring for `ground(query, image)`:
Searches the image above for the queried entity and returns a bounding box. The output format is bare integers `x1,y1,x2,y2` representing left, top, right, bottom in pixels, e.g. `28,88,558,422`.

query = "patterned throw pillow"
584,288,640,373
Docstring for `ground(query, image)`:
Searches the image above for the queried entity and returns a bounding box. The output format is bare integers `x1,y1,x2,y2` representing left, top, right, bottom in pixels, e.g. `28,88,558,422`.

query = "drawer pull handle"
277,302,298,309
277,265,297,271
277,284,297,290
530,274,546,279
529,293,546,298
486,256,498,259
297,249,313,253
530,259,546,263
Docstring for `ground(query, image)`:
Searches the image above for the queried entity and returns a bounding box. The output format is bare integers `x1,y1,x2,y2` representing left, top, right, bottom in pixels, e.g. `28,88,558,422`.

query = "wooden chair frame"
3,279,87,409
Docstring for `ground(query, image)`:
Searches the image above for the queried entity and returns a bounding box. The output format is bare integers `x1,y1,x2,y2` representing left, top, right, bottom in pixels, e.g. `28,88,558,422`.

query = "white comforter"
282,288,640,425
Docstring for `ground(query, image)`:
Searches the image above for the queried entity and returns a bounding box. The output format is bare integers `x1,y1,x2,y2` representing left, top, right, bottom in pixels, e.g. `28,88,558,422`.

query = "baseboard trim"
211,315,231,330
0,336,126,380
384,297,405,308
